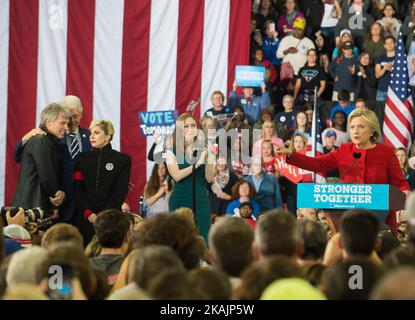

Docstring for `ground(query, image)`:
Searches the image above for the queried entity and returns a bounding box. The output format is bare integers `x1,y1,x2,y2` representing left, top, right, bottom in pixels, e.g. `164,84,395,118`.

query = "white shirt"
277,35,315,75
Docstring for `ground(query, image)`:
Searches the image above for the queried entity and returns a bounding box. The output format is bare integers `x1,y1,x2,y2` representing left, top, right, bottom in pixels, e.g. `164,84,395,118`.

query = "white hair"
61,95,83,114
6,247,47,288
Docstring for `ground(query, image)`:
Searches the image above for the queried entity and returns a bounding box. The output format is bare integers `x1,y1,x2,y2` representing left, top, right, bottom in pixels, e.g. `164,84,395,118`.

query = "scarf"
215,169,230,189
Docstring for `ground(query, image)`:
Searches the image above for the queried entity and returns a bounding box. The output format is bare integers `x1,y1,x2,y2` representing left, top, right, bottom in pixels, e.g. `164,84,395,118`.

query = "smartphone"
269,23,275,33
48,265,73,300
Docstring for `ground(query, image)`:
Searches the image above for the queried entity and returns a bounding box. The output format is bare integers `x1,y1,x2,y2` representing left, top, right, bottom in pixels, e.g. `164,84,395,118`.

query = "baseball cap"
3,224,32,248
326,130,337,138
340,29,352,38
239,201,253,210
293,16,306,31
343,41,353,50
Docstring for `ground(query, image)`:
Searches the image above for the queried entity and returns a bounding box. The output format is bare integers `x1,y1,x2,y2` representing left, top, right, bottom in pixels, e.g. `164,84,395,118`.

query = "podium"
297,183,406,232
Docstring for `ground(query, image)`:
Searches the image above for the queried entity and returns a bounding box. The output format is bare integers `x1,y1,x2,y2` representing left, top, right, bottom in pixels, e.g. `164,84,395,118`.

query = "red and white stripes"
0,0,251,210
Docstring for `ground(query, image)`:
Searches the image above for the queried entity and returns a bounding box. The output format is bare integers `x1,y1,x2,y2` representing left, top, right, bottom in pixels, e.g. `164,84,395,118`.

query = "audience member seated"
111,245,183,300
260,277,326,300
208,155,239,218
133,213,205,270
323,209,382,267
35,242,95,299
254,209,303,261
323,110,349,147
237,202,257,230
90,210,131,286
147,269,207,300
235,255,303,300
6,247,47,290
208,217,254,291
260,140,277,175
371,268,415,300
188,267,231,300
252,120,284,157
298,220,327,269
292,110,311,138
226,180,261,218
245,157,282,213
322,257,383,300
395,147,415,190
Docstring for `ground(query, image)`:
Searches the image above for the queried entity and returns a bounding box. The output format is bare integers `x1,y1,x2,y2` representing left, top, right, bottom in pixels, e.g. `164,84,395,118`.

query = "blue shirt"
252,174,264,193
226,199,261,218
262,36,282,66
330,103,356,121
228,91,271,125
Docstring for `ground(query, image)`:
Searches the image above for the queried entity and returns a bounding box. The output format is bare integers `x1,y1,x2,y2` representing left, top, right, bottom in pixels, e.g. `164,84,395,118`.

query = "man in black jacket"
11,103,71,213
14,96,91,222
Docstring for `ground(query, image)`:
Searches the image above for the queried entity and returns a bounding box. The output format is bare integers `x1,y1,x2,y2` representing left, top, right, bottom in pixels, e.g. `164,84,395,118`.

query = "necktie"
69,133,80,159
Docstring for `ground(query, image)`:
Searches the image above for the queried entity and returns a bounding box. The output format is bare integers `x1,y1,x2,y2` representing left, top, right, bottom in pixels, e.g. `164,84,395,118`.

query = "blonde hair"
261,120,276,138
172,113,198,148
347,109,380,143
89,120,115,141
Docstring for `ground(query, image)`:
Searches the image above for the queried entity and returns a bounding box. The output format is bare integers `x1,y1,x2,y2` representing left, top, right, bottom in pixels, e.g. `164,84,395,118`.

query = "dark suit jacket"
12,134,60,212
14,127,91,221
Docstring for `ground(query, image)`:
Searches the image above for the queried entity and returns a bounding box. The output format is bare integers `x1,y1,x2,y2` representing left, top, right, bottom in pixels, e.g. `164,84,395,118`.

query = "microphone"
335,152,362,184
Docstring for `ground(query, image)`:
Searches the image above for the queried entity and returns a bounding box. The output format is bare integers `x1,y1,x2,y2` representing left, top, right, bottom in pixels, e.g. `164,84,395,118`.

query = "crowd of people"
2,0,415,300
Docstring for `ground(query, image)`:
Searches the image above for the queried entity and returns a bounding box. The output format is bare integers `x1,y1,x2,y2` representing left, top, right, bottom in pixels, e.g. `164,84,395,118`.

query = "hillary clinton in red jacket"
276,108,410,233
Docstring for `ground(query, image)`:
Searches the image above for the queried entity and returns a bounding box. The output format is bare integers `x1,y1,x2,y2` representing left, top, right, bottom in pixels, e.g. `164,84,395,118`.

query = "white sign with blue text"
138,110,177,137
235,65,265,87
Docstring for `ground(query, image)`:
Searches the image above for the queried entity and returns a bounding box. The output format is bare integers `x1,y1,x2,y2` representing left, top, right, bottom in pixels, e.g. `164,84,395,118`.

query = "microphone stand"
192,149,198,227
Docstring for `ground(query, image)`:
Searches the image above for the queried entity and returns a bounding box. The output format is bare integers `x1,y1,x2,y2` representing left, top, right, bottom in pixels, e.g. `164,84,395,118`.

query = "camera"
0,206,56,231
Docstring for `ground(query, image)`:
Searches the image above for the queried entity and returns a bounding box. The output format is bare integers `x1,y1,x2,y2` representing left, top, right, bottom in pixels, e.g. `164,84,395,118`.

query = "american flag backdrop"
0,0,251,210
307,95,325,183
383,30,415,151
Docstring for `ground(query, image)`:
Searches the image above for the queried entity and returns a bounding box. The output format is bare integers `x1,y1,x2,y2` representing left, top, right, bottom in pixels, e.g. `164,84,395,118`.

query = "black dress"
73,143,131,246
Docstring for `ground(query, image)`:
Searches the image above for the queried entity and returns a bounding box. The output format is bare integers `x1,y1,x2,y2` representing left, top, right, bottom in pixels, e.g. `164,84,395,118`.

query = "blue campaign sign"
297,183,390,210
235,65,265,87
138,110,177,136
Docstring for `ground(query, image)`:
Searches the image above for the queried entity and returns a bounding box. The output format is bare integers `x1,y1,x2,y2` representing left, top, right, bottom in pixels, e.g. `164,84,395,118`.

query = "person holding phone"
261,20,282,70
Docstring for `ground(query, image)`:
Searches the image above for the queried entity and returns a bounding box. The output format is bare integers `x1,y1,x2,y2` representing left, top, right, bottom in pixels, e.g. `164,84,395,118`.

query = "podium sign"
297,183,390,210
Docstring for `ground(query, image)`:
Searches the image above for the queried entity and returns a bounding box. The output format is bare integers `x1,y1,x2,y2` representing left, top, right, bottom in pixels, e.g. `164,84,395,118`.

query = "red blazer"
287,142,409,191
